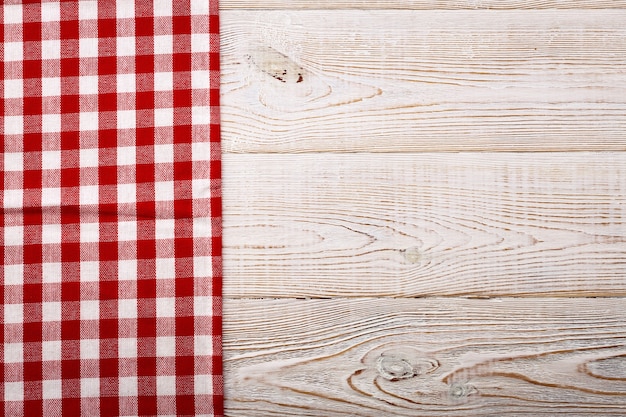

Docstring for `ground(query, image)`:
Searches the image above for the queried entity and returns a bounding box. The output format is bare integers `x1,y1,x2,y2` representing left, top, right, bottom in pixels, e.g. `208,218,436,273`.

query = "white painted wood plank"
225,298,626,416
222,153,626,298
221,0,626,9
221,10,626,152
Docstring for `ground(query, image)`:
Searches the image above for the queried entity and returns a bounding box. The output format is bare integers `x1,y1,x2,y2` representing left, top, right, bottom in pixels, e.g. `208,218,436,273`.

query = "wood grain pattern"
221,3,626,415
225,298,626,416
221,10,626,153
221,0,626,10
223,153,626,298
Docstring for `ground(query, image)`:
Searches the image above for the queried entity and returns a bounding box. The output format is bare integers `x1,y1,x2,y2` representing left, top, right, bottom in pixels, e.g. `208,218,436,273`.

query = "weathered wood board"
225,298,626,416
223,153,626,298
222,1,626,10
221,10,626,153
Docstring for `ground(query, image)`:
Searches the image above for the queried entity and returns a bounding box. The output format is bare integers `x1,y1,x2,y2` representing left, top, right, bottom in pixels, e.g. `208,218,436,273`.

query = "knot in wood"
401,246,422,264
449,383,476,399
376,355,416,381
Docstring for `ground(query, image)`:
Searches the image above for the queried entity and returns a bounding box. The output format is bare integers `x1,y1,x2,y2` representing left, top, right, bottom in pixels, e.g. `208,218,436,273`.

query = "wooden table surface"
220,1,626,415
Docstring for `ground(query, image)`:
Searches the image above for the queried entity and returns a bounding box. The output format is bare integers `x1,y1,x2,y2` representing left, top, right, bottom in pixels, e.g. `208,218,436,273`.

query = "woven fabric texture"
1,1,222,415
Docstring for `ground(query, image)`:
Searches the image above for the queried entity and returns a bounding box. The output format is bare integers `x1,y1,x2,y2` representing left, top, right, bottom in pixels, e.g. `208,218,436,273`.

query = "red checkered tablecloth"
1,1,222,415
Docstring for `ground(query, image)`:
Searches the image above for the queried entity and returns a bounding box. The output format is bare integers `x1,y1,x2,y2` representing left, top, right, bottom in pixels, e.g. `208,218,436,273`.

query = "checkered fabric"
1,1,222,416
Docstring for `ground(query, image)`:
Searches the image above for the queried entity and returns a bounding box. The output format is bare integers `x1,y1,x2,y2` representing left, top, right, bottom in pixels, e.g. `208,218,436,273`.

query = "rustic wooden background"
220,1,626,415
